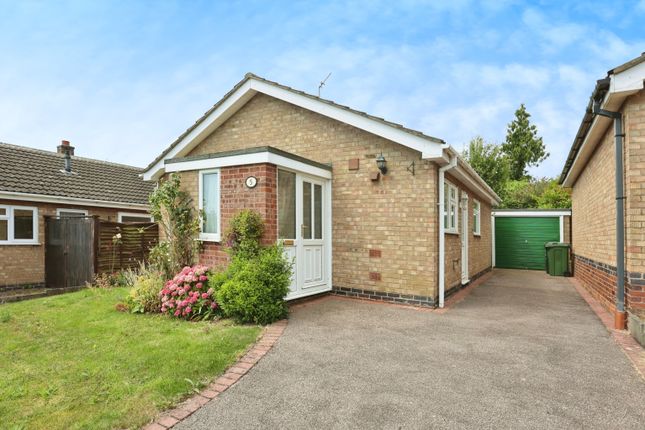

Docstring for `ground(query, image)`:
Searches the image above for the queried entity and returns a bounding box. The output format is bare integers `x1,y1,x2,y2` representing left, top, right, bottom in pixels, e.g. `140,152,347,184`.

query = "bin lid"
545,242,571,248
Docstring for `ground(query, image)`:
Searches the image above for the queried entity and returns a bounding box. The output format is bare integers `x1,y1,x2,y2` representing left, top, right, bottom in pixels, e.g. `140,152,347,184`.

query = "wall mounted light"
376,153,388,175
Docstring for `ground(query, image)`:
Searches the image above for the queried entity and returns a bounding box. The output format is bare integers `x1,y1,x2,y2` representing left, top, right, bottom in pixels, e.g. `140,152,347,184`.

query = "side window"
473,200,481,235
199,170,220,241
444,182,458,234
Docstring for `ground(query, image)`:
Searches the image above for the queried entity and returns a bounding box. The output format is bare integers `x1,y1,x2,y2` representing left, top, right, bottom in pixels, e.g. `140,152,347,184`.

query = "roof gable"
143,74,446,181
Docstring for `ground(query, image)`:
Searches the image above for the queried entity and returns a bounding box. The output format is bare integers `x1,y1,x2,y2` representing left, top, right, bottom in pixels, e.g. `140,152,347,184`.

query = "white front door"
461,192,469,284
278,169,331,299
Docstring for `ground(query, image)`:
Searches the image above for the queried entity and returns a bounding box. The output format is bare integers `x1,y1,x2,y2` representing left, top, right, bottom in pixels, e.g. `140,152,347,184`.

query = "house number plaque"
245,176,258,188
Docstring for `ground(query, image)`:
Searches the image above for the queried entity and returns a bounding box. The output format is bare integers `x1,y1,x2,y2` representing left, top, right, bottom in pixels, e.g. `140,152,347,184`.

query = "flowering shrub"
160,265,218,320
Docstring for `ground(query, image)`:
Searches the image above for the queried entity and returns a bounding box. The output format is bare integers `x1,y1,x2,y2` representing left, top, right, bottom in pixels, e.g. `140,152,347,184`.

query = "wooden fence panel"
96,221,159,273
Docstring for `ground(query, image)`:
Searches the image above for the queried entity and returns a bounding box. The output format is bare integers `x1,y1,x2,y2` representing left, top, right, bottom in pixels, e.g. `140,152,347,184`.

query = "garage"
492,209,571,270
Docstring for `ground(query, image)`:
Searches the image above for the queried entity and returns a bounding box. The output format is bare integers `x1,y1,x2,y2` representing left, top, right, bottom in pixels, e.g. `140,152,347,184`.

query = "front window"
0,205,38,244
117,212,153,223
473,200,481,236
199,170,220,241
57,208,88,218
444,182,458,234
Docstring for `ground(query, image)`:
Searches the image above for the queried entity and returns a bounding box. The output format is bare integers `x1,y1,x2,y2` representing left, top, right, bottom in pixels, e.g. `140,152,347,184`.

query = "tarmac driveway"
177,269,645,429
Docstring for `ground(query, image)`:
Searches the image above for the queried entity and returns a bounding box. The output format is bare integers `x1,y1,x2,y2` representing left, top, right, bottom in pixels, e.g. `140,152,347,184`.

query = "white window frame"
198,169,221,242
473,200,481,236
56,208,88,217
117,212,153,223
444,181,459,234
0,204,39,245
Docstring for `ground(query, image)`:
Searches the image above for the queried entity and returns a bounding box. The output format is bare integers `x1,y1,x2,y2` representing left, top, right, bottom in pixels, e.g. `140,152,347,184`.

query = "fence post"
92,216,100,275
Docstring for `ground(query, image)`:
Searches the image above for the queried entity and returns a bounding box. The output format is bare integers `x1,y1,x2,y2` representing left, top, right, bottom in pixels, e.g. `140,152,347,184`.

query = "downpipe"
438,155,458,308
592,99,627,329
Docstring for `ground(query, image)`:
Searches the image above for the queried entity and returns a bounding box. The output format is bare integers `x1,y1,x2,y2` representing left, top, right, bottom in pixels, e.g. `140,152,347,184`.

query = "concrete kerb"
142,319,288,430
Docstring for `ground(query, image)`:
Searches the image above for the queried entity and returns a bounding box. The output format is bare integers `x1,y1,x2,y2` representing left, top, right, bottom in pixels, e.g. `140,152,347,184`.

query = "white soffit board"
166,151,332,179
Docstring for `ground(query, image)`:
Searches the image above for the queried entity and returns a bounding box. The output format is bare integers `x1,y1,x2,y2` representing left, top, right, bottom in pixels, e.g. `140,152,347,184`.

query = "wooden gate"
45,216,96,288
45,216,159,288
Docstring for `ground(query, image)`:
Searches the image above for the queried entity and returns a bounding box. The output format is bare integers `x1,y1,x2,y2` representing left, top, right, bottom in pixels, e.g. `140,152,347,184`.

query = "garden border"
143,319,288,430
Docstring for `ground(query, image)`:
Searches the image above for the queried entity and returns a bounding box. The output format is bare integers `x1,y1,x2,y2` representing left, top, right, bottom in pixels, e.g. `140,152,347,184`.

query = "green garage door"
495,217,560,270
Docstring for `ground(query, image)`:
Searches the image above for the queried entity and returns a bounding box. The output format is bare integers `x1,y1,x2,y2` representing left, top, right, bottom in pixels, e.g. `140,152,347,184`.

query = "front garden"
0,175,292,429
0,289,261,429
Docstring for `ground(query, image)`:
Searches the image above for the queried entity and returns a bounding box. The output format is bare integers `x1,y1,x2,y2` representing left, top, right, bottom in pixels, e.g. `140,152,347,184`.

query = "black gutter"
558,78,610,184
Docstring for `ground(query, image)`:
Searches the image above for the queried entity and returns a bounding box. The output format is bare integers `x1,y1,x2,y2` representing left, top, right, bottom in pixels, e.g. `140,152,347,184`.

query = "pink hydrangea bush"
160,265,219,320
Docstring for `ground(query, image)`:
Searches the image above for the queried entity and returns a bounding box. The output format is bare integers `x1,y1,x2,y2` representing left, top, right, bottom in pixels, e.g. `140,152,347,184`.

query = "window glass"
202,172,219,234
58,211,86,218
14,209,34,240
302,181,312,239
314,184,322,239
443,183,449,227
120,215,151,223
473,201,481,234
0,219,7,241
278,170,296,239
0,208,6,216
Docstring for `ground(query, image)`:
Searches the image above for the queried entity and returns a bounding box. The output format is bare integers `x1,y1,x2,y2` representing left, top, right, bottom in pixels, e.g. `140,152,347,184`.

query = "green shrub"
225,209,264,258
216,244,292,325
125,270,165,314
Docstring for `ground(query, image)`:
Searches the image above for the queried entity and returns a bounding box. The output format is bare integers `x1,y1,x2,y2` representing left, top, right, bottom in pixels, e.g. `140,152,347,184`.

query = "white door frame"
279,168,332,300
461,192,469,284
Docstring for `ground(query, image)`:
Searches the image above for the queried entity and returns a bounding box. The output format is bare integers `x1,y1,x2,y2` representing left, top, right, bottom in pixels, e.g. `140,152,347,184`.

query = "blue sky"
1,0,644,178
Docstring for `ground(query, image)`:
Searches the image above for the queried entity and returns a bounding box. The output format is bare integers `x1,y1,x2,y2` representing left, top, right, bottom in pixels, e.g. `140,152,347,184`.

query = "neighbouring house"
560,52,645,342
0,141,155,290
142,74,500,307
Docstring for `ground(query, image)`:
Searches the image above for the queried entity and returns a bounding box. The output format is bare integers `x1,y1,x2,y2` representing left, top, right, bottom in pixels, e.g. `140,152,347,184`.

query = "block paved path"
176,269,645,429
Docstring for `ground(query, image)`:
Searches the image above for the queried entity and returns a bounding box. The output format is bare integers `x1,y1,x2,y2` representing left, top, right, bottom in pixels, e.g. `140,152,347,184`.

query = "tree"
499,178,571,209
462,136,510,196
502,104,549,180
536,179,571,209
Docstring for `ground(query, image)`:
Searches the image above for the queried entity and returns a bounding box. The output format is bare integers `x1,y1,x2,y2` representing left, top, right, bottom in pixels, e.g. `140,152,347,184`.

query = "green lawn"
0,288,262,430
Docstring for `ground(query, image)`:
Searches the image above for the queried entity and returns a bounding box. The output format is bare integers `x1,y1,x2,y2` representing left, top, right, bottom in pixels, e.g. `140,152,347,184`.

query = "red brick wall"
574,255,645,314
198,163,277,268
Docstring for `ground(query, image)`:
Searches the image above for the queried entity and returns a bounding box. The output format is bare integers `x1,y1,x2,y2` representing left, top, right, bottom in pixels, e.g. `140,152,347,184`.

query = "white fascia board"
0,191,149,211
249,80,445,159
450,165,499,206
561,112,611,187
562,69,644,187
142,81,257,181
492,210,571,217
144,77,445,180
166,151,332,179
611,61,645,94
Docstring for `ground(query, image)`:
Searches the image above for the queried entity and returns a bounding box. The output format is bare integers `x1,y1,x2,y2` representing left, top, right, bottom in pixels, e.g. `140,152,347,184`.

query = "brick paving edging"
143,319,288,430
569,277,645,380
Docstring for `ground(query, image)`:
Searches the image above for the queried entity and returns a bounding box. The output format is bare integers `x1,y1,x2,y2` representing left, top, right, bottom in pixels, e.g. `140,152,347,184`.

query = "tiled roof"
0,142,154,205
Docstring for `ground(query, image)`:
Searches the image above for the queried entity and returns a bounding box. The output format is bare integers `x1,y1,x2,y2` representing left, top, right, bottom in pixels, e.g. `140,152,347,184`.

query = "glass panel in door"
278,170,296,239
302,181,312,239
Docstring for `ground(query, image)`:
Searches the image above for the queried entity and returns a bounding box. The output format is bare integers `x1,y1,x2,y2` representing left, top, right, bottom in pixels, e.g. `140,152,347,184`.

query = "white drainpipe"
438,154,458,308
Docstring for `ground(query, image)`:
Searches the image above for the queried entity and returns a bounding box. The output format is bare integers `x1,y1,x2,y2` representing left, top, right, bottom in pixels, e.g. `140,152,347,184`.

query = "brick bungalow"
143,74,500,308
0,141,154,290
560,52,645,338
